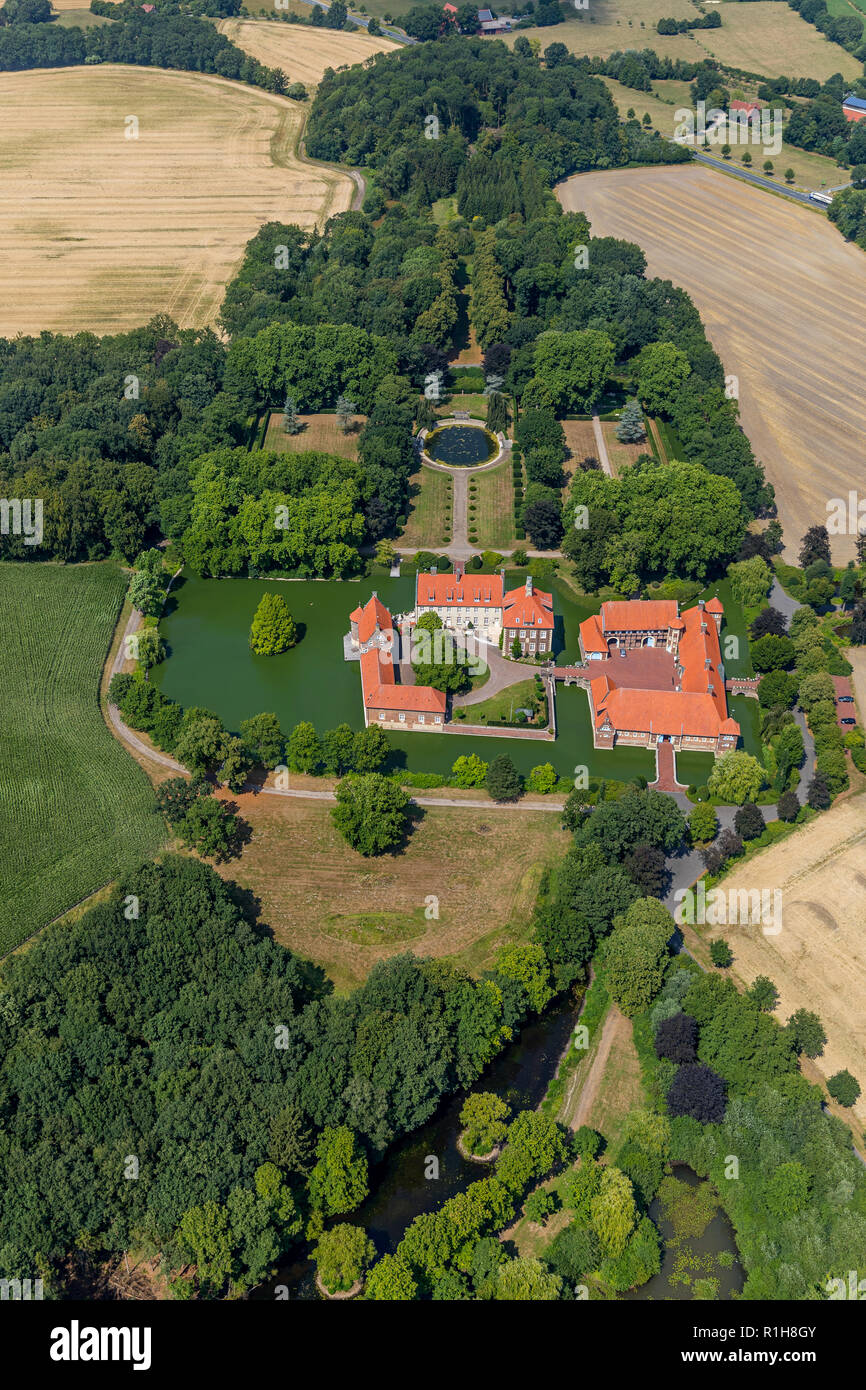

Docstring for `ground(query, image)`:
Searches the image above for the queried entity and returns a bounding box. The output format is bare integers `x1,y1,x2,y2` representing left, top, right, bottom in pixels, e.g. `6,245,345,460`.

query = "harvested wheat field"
217,18,399,88
559,165,866,563
0,65,352,335
714,794,866,1124
212,792,568,992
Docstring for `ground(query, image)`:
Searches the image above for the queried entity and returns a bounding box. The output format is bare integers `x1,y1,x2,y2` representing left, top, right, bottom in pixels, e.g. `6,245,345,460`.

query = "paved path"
591,413,613,477
454,644,534,707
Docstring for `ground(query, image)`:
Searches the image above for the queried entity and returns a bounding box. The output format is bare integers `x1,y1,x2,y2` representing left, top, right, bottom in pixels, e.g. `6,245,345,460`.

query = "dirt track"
559,165,866,563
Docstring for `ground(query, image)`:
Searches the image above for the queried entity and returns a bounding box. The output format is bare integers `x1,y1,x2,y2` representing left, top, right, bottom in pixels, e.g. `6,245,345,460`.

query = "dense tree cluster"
645,962,866,1298
306,38,687,203
0,858,559,1294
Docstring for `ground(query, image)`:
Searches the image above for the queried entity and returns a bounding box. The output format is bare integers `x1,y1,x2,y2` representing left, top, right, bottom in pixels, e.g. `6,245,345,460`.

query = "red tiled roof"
502,584,554,631
583,597,739,742
678,603,727,724
601,600,678,632
591,679,739,739
357,598,445,715
579,614,608,654
704,596,724,614
352,594,393,645
416,572,503,608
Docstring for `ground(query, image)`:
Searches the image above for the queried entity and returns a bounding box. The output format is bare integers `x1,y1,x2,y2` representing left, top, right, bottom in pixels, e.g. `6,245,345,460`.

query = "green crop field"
0,563,165,955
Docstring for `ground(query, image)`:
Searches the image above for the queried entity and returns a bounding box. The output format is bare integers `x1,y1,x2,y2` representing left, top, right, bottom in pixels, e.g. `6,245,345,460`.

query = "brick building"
349,593,446,732
578,597,739,755
414,565,555,655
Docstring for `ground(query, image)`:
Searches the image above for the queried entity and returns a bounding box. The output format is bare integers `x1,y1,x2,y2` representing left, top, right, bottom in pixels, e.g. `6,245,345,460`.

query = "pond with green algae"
425,424,498,466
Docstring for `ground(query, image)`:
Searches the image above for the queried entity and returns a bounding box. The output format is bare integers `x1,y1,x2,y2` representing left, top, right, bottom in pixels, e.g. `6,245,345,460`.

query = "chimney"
525,576,533,596
698,598,705,610
455,561,464,581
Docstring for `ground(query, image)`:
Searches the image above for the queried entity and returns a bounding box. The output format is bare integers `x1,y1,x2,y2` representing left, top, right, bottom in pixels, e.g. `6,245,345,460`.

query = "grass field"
0,564,165,956
262,410,364,458
692,0,860,82
469,460,518,549
708,793,866,1124
211,792,568,990
559,164,866,565
507,0,860,80
600,76,851,194
399,466,453,548
505,0,700,64
0,66,352,336
216,17,399,87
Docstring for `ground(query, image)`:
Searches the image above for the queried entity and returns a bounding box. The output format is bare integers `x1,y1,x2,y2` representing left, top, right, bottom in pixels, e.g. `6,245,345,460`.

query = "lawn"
511,0,858,80
211,793,569,991
468,460,518,549
261,410,364,459
456,678,541,726
0,564,165,955
561,418,599,480
398,466,453,548
437,393,489,420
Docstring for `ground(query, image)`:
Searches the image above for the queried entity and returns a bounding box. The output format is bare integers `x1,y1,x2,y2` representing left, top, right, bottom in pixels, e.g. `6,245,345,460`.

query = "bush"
709,938,733,968
666,1063,726,1123
654,1011,698,1063
777,790,800,822
733,801,764,841
827,1070,861,1108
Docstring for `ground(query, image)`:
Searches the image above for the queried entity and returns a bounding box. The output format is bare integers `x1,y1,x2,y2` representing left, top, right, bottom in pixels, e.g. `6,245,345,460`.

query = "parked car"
838,695,854,703
841,717,856,725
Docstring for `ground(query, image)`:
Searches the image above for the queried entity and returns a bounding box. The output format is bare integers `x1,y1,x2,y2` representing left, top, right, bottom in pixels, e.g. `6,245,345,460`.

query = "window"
399,713,406,723
418,714,425,724
378,711,385,720
434,716,442,724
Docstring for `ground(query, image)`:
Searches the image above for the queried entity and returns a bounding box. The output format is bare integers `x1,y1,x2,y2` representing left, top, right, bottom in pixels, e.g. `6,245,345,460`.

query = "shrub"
709,938,733,968
827,1070,861,1108
654,1011,698,1063
734,801,765,841
776,790,800,822
666,1063,726,1123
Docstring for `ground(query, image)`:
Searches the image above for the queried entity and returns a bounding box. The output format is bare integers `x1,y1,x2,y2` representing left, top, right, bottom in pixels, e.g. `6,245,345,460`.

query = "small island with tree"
249,592,298,656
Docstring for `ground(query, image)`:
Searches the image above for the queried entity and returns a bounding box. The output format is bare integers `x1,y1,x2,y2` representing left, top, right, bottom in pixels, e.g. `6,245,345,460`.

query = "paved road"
453,643,533,707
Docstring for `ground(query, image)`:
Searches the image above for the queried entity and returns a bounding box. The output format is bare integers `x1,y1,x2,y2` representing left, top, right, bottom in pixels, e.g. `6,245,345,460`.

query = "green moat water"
153,574,655,780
